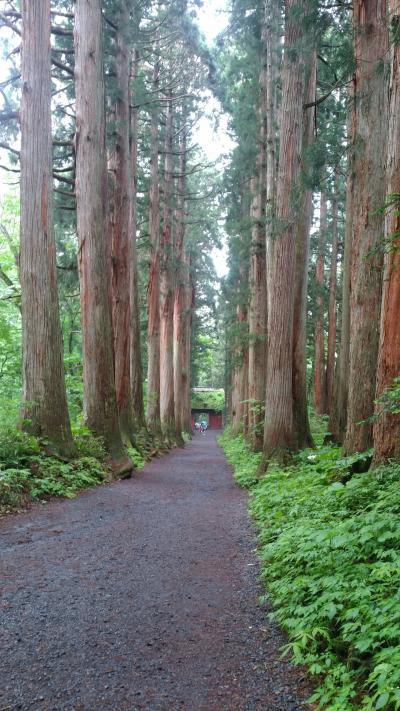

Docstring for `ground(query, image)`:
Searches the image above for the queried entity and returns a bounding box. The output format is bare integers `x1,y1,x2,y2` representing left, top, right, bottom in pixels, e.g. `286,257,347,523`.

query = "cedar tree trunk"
147,61,161,432
314,191,327,415
159,95,176,439
130,49,146,428
20,0,75,457
74,0,131,473
373,2,400,464
329,99,354,442
343,0,388,454
173,126,189,438
292,51,316,449
262,0,308,464
111,3,135,443
326,171,339,414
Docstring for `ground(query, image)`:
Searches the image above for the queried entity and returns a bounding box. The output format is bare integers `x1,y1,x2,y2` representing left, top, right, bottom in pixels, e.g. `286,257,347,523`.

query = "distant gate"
191,408,223,430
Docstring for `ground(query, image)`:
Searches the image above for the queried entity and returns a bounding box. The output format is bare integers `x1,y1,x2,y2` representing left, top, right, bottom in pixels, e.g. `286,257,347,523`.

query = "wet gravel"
0,431,313,711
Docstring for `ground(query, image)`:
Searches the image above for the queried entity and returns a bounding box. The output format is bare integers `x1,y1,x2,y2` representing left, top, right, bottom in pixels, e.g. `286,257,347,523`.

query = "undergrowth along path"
0,431,312,711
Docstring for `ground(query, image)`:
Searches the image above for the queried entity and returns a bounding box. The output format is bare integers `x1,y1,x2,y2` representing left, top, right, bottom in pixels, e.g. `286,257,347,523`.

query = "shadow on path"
0,431,312,711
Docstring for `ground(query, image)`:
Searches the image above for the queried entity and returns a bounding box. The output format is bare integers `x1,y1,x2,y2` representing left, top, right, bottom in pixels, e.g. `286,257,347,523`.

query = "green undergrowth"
0,427,107,512
219,427,400,711
0,423,152,514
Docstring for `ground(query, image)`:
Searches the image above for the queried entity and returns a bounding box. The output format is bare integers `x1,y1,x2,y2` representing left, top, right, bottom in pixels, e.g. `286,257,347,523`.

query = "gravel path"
0,431,312,711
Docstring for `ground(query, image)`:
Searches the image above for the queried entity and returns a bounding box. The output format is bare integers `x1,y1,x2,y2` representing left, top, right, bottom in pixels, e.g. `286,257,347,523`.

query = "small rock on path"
0,431,312,711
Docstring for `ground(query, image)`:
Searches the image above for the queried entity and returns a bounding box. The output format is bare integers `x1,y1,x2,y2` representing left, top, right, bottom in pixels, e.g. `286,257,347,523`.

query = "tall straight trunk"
265,0,280,314
262,0,308,464
129,49,146,428
314,191,327,415
181,250,193,432
159,94,176,439
326,171,339,414
147,61,161,431
248,173,267,450
292,51,317,449
20,0,74,457
343,0,388,454
373,2,400,464
173,126,189,437
74,0,130,473
329,99,354,442
248,6,268,451
232,301,249,435
111,2,135,443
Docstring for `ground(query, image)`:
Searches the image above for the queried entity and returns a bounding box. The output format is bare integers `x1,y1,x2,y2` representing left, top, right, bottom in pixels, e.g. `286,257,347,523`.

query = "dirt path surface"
0,431,312,711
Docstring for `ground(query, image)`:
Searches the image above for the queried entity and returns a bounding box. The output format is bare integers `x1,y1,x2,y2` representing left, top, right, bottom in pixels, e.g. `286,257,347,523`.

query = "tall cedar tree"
261,0,309,464
20,0,75,457
130,48,146,429
314,190,327,415
74,0,131,474
159,93,178,440
292,50,316,449
147,61,162,432
111,1,135,443
173,123,190,435
248,6,268,452
329,98,354,442
326,171,339,414
373,1,400,463
343,0,388,454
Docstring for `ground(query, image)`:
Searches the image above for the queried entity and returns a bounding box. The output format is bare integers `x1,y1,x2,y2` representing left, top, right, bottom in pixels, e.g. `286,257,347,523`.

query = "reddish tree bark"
147,61,161,432
314,191,327,415
292,51,316,449
182,250,193,433
373,0,400,464
248,174,267,450
111,1,135,443
74,0,131,474
248,9,268,452
326,172,339,414
265,0,280,308
329,97,354,442
343,0,388,454
129,49,146,429
262,0,309,464
159,94,176,440
231,300,249,436
20,0,74,457
173,125,190,437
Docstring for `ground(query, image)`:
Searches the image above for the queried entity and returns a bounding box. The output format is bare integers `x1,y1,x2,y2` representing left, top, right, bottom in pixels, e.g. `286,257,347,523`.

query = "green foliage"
219,427,261,486
0,426,40,468
191,388,225,412
1,455,105,505
71,425,107,460
220,428,400,710
127,446,145,470
0,422,108,511
375,376,400,416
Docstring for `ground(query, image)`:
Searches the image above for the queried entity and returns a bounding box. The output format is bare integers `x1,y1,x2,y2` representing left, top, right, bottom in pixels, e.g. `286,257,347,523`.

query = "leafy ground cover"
219,426,400,711
0,423,147,514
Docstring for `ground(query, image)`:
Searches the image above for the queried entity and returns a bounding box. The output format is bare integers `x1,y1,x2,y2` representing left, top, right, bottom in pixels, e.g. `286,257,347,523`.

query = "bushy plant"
219,427,261,487
0,427,40,468
0,454,106,505
127,446,145,469
220,428,400,710
28,455,105,499
72,425,107,460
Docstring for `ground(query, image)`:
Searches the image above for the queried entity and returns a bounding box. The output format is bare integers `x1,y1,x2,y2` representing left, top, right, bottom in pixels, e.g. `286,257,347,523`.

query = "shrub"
219,429,400,710
127,446,145,469
0,427,40,469
72,425,107,461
